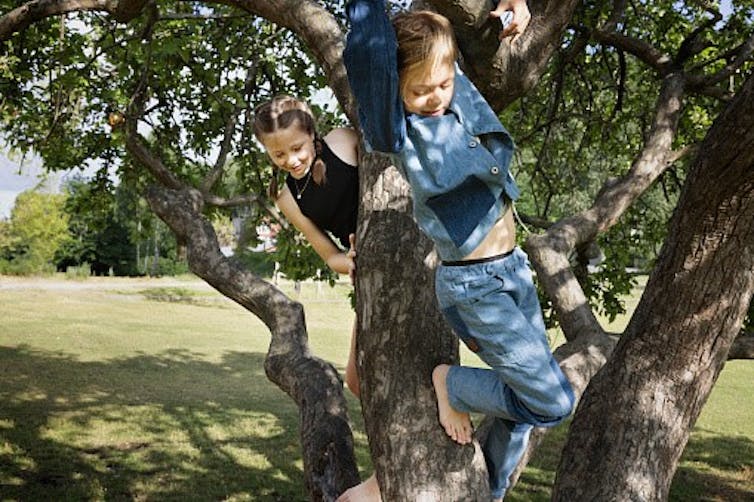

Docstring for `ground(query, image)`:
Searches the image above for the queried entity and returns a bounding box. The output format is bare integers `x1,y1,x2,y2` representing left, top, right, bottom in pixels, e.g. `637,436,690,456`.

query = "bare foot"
432,364,473,444
336,473,381,501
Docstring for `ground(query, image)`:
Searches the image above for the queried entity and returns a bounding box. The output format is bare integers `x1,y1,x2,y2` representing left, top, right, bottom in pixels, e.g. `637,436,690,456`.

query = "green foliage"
0,4,344,283
509,0,754,327
0,190,69,275
57,172,140,276
0,219,13,253
234,249,276,278
64,263,91,279
269,226,338,284
2,0,753,299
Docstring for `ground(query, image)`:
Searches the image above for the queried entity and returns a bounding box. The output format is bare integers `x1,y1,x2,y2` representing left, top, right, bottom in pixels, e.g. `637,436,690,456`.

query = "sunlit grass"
0,275,750,500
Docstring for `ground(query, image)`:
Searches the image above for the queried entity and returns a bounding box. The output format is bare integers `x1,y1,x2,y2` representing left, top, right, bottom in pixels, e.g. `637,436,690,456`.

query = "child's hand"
347,233,356,284
490,0,531,44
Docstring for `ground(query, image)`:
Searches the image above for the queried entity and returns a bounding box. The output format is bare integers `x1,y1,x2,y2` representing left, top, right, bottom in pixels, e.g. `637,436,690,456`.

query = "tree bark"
429,0,581,109
143,185,360,500
354,156,490,499
553,72,754,501
0,0,147,41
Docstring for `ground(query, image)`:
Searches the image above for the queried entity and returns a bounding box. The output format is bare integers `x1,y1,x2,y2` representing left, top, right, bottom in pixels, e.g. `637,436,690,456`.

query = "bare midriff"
463,205,516,261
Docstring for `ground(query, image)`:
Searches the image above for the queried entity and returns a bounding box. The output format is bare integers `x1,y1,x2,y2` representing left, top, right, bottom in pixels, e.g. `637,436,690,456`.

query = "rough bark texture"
355,155,490,500
0,0,149,40
430,0,581,109
142,185,360,500
553,73,754,501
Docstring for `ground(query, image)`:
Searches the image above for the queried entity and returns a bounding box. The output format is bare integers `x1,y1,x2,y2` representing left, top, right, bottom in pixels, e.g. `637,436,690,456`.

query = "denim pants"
435,247,575,499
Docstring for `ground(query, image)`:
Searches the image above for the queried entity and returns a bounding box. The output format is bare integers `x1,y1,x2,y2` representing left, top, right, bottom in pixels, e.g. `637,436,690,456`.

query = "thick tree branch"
554,69,754,502
0,0,146,41
527,73,686,342
592,29,674,74
124,130,185,190
143,185,360,500
429,0,581,110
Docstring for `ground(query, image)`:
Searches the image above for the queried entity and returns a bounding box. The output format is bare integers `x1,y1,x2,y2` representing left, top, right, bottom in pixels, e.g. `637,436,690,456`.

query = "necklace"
293,169,313,200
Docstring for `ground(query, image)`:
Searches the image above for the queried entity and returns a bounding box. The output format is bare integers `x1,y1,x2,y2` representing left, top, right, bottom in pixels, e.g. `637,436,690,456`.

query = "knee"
547,394,575,423
529,388,575,426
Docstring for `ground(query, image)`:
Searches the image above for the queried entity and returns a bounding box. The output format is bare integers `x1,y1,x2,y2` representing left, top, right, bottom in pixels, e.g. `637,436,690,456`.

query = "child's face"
401,61,455,117
260,122,316,179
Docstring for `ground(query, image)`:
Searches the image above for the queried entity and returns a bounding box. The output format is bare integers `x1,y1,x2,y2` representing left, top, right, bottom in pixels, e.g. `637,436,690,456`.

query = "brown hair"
253,95,326,199
392,11,458,97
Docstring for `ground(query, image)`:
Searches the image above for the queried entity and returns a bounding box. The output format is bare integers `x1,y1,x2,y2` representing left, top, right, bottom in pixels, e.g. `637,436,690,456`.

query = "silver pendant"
297,194,302,200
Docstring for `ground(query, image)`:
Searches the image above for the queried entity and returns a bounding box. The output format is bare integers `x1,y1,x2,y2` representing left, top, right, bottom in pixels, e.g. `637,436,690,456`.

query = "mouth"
290,164,310,178
423,108,445,117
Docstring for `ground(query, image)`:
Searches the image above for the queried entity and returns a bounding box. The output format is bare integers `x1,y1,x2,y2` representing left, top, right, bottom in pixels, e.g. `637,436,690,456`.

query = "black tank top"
285,140,358,249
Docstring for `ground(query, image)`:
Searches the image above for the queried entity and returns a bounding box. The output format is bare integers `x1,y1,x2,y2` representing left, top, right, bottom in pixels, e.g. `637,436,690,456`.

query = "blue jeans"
435,247,575,499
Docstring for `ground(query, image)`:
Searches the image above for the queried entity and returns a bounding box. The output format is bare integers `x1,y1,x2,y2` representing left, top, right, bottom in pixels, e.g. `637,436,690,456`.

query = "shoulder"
276,185,309,223
323,128,359,167
275,184,296,211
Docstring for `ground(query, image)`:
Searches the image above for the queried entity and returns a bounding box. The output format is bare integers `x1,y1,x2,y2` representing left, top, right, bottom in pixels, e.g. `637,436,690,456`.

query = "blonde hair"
392,11,458,96
252,95,326,199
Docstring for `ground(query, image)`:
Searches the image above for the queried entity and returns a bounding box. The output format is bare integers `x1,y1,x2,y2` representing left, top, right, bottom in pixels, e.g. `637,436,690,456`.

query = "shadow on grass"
670,431,754,502
2,343,748,501
507,422,753,501
137,287,230,307
0,345,338,501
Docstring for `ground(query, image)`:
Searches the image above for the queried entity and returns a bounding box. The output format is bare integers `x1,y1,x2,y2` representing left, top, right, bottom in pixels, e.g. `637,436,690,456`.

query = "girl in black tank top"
284,140,358,250
253,95,361,400
255,94,382,502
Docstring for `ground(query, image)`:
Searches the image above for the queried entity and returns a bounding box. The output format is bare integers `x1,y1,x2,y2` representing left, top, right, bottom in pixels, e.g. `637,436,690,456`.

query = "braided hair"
253,95,327,199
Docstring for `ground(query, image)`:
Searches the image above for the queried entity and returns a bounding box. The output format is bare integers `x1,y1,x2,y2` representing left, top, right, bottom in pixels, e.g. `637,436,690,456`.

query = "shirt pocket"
425,175,496,248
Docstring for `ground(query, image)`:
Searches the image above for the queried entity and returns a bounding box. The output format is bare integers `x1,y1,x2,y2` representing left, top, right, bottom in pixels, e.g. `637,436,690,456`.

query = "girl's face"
401,61,455,117
260,122,316,179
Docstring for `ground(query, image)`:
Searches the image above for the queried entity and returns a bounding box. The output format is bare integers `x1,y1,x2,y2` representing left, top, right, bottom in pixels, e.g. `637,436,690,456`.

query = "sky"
0,0,737,219
0,152,60,219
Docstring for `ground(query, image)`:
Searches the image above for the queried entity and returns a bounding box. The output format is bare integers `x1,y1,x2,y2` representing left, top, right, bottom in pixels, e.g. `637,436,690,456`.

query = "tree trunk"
553,73,754,501
143,185,360,501
355,156,490,499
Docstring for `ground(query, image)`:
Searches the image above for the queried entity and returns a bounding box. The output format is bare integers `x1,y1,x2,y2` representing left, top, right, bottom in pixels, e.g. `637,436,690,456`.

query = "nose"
427,90,441,107
285,154,299,169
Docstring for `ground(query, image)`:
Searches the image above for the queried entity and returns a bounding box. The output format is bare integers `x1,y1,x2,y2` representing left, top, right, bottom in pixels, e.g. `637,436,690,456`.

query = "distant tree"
1,190,68,274
0,219,13,253
57,171,139,275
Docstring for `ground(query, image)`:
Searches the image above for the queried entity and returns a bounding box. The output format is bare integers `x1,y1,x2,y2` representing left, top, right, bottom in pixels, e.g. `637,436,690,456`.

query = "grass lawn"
0,275,751,501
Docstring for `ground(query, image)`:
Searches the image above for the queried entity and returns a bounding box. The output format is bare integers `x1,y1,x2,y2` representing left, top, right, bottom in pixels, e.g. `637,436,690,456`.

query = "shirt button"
468,139,478,148
490,166,500,175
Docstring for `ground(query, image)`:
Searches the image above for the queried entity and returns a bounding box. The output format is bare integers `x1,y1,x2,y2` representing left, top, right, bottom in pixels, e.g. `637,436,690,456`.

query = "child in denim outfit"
342,1,575,500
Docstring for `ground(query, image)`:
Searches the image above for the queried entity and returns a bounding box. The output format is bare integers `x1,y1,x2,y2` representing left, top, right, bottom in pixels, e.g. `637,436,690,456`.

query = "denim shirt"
344,0,520,260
